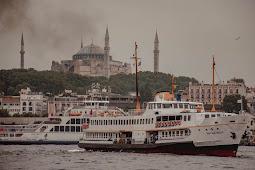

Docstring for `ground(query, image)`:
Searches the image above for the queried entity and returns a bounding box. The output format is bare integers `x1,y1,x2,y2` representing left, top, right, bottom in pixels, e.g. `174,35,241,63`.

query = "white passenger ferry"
78,53,249,157
0,100,120,144
78,98,249,157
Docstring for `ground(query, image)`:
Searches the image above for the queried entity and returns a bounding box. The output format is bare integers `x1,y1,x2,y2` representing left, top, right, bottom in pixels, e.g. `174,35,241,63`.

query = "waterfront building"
51,28,131,78
189,78,246,105
246,88,255,115
0,96,21,116
20,87,47,115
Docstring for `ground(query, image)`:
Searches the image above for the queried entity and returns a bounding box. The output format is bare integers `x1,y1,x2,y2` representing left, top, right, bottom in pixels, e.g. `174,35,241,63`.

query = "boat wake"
67,149,85,153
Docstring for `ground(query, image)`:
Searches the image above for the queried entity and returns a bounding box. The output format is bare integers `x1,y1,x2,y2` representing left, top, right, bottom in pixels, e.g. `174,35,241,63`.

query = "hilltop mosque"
51,28,160,78
51,28,131,78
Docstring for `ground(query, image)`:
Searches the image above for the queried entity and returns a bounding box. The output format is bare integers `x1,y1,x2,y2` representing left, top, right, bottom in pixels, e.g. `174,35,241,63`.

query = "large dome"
77,44,104,55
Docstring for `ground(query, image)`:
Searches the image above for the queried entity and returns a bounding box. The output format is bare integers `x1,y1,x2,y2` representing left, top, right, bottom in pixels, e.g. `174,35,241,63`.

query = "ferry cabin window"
71,126,75,132
174,104,178,108
71,119,75,124
211,114,216,117
176,116,182,120
60,126,64,132
157,103,161,109
99,103,104,106
184,104,189,109
76,126,80,132
184,116,187,121
66,120,70,124
179,104,183,109
205,114,210,118
65,126,69,132
163,104,172,108
76,119,80,124
55,126,59,132
188,115,191,121
152,118,154,123
50,128,53,132
162,116,168,121
156,116,161,122
169,116,175,121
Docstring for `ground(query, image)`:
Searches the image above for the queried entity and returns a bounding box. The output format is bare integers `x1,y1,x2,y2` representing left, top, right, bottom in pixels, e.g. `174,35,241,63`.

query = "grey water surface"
0,145,254,170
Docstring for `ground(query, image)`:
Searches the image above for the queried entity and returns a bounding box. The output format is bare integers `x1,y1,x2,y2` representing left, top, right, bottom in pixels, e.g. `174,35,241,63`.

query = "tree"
0,109,11,117
221,94,249,113
140,83,153,104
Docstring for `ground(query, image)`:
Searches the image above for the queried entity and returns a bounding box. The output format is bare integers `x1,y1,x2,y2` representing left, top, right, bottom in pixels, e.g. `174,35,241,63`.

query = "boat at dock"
0,99,123,145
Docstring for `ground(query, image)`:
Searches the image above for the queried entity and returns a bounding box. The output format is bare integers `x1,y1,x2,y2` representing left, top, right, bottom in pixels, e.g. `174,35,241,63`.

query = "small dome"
77,44,104,55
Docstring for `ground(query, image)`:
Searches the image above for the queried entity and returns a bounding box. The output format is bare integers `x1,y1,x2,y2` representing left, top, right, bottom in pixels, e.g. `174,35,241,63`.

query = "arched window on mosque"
29,102,32,106
23,102,26,106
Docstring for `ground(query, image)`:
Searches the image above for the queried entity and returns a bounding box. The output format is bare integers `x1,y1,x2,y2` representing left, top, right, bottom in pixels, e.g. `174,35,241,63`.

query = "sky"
0,0,255,87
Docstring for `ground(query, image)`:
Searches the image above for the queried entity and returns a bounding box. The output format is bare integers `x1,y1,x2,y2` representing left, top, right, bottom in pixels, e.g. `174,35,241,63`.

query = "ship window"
176,116,182,120
205,114,209,118
76,126,80,132
71,126,75,132
174,104,178,108
180,131,183,136
163,104,172,108
71,119,75,124
172,131,175,136
106,120,108,125
169,116,175,121
60,126,64,132
157,103,161,109
129,119,131,125
76,119,81,124
50,128,53,132
176,131,179,136
66,120,70,124
54,126,59,132
99,103,104,106
162,131,164,137
162,116,168,121
169,131,171,137
65,126,69,132
217,114,221,117
156,116,161,121
188,115,191,121
179,104,183,109
184,104,189,109
152,118,154,123
211,114,216,117
184,116,187,121
92,103,94,106
148,119,150,124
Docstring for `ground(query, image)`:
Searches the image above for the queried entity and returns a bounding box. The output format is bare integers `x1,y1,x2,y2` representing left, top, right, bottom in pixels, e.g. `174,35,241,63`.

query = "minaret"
104,27,110,79
154,31,159,72
81,37,83,49
20,33,25,69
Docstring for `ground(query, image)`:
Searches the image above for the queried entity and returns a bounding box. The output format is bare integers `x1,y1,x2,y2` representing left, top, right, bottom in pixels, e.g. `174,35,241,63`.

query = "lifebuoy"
174,121,178,126
161,122,164,127
171,121,175,126
164,122,167,127
155,122,158,127
168,121,171,126
178,121,181,125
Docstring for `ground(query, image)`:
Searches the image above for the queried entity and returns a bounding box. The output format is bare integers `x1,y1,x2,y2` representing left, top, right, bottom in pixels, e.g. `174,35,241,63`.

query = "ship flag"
90,109,93,115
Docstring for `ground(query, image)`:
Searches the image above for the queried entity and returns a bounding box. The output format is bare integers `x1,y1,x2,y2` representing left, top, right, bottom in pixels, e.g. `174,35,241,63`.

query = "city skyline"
0,0,255,87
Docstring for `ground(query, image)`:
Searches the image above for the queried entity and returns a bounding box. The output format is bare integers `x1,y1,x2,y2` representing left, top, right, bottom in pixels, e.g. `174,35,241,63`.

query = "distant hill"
0,69,198,100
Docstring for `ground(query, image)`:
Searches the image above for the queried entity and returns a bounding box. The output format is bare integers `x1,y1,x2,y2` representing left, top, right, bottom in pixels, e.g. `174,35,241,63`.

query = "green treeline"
0,69,198,100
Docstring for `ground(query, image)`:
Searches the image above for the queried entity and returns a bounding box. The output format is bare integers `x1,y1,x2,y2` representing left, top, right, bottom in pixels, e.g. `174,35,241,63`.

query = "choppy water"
0,145,254,170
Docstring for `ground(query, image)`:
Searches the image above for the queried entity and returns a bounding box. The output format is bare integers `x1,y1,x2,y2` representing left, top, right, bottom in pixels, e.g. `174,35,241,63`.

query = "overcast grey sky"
0,0,254,87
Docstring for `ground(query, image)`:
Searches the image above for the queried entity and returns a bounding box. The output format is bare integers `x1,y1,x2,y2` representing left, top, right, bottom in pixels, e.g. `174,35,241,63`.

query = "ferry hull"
0,140,78,145
78,142,238,157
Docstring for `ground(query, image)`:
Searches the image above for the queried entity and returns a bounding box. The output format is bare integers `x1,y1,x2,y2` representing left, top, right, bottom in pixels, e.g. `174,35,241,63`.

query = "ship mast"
132,42,140,109
211,56,216,112
171,75,175,96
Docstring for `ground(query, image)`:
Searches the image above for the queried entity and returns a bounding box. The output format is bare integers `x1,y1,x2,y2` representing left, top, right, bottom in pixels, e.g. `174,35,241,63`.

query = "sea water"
0,145,254,170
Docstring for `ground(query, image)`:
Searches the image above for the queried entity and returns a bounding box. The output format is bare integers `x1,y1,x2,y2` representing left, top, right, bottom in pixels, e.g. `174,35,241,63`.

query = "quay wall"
0,117,48,125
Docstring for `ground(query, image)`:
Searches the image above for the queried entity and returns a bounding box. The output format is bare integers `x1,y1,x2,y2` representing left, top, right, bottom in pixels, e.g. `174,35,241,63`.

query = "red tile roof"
0,96,20,103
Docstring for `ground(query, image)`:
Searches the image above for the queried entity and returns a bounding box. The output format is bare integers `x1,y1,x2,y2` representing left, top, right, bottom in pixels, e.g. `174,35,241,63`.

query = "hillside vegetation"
0,69,198,101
